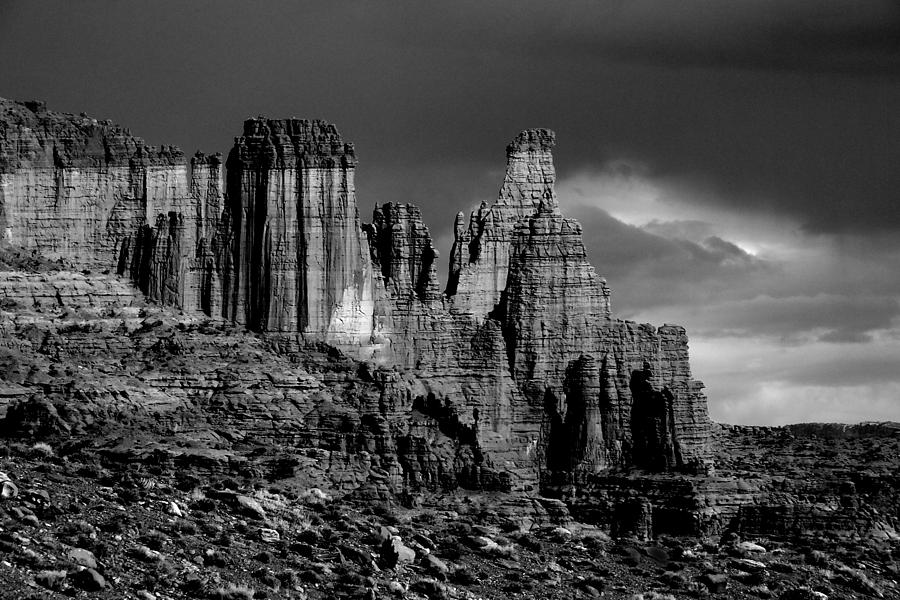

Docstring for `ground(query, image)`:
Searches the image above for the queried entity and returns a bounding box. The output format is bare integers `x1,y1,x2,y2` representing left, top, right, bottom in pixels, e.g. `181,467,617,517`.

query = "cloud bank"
558,165,900,425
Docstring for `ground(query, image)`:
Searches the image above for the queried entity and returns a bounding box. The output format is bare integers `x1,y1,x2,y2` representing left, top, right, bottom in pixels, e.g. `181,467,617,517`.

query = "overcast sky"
1,1,898,425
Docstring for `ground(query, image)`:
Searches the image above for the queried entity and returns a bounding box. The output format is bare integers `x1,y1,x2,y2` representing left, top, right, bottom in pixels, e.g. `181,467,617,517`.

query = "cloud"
378,1,900,76
693,334,900,425
557,163,900,424
647,294,900,344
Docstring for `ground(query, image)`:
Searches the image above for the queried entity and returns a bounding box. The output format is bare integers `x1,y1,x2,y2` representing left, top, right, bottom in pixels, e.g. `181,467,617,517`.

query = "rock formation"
446,129,558,316
0,97,712,490
0,98,218,313
365,203,440,304
220,118,383,355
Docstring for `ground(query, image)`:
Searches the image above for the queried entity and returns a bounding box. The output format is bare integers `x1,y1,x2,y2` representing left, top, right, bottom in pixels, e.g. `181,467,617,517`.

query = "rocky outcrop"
548,423,900,542
4,102,899,591
500,197,612,387
485,147,708,476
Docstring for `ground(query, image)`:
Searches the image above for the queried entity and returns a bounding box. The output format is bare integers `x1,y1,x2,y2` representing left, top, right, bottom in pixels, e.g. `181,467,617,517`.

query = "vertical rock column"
223,118,381,352
543,354,609,474
447,129,557,317
132,159,197,309
190,152,225,315
499,195,613,477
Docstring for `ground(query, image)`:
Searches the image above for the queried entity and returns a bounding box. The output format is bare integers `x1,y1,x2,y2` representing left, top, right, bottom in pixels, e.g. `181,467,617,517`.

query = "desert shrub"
451,566,479,585
141,529,168,550
31,442,54,457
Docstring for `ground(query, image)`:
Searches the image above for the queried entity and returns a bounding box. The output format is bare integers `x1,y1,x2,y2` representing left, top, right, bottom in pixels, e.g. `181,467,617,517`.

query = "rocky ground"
0,428,897,600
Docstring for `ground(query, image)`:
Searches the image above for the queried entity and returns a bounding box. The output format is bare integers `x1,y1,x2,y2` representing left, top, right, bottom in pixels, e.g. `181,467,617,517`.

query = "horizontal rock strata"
0,98,219,313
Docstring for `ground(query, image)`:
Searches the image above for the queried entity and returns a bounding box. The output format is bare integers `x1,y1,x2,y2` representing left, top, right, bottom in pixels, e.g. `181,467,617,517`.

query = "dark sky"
2,0,899,424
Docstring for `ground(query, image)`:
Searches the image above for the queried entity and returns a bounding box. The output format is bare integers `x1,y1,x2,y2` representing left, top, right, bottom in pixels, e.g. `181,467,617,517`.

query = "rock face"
439,128,708,476
0,98,713,492
365,203,440,304
220,118,383,355
0,98,218,313
446,129,557,316
4,101,899,593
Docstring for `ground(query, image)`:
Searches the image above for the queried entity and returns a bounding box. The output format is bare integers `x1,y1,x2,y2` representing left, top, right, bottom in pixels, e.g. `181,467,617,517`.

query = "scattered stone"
1,480,19,500
736,541,767,554
423,553,449,578
67,547,98,569
779,588,829,600
388,580,406,595
237,496,266,520
731,558,767,572
645,546,670,567
659,570,687,588
301,488,331,506
338,543,373,567
132,545,164,563
412,578,448,600
381,537,416,568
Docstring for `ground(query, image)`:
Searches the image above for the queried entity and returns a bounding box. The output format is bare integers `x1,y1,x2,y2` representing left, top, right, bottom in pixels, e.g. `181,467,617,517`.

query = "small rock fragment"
259,528,280,543
1,480,19,500
423,553,448,578
699,573,728,593
736,541,767,554
237,495,266,519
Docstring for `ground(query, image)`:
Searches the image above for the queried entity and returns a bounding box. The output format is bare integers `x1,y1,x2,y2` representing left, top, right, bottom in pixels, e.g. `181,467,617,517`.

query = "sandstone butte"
2,98,897,550
0,96,710,474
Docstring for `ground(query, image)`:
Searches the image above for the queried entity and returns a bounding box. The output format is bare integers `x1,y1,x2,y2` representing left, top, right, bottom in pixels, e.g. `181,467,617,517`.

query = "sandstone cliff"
0,98,218,313
0,98,712,490
220,118,383,355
